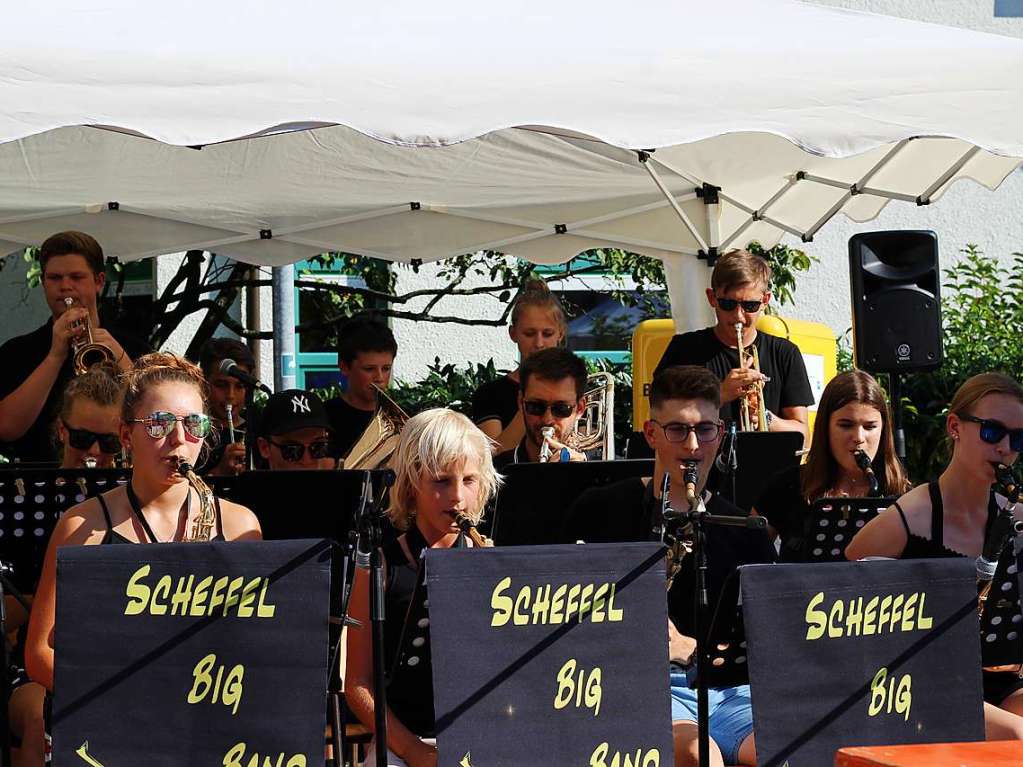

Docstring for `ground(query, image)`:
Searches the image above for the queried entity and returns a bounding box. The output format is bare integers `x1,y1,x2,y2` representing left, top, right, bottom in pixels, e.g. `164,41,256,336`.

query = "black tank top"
97,490,225,543
894,481,998,559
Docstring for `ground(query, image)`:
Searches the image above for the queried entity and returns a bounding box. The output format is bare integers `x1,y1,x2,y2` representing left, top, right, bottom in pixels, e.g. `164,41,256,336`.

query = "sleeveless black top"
894,481,997,559
96,489,225,543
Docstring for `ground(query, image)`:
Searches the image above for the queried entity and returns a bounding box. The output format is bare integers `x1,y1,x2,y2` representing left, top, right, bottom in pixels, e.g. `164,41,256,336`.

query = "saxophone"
177,458,218,541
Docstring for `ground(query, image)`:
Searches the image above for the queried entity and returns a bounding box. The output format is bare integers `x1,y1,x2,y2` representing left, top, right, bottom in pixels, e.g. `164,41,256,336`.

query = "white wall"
777,0,1023,339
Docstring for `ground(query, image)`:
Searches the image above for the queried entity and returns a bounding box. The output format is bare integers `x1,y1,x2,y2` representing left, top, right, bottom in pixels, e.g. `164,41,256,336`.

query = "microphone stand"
350,469,395,767
242,384,256,470
666,464,766,767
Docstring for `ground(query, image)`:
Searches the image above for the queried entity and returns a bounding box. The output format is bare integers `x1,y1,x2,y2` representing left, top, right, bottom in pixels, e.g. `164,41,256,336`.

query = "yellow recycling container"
631,316,836,438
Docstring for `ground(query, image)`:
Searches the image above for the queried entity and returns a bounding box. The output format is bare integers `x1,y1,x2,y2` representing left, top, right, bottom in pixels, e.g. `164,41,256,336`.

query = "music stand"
490,459,653,546
210,469,391,767
682,568,753,690
719,432,803,512
0,467,129,592
979,535,1023,668
799,497,894,563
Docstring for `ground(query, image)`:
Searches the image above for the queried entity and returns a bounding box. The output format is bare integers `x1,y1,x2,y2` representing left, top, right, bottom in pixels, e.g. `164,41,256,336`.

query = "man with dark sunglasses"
493,347,589,470
565,366,774,767
257,389,337,471
654,248,813,442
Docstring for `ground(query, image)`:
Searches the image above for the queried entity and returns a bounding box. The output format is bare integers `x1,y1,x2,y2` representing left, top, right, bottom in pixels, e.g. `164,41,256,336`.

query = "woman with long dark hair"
755,369,910,560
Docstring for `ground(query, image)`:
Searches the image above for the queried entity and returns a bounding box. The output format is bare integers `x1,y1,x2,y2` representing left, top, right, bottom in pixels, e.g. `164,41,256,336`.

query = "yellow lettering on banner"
607,585,623,622
553,659,603,717
207,576,230,615
150,575,172,615
550,585,567,624
868,666,912,721
238,578,261,618
827,599,844,638
917,593,933,629
845,597,863,637
888,593,905,633
513,586,531,626
223,744,306,767
901,593,918,632
566,584,581,620
805,592,826,640
170,575,195,616
591,584,608,623
190,576,213,617
188,653,246,716
491,577,513,627
124,565,151,615
223,576,245,616
532,585,551,624
589,742,660,767
256,579,276,618
579,583,595,619
863,596,879,635
805,591,934,640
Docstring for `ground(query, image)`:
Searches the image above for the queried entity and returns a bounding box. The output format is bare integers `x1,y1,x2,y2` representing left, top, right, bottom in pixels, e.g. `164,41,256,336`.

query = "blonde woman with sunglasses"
26,353,261,694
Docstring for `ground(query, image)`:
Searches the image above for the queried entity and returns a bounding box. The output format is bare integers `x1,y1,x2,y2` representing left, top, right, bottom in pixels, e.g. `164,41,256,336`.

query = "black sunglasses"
63,421,121,454
269,439,333,462
523,400,576,419
650,419,723,444
957,414,1023,452
715,296,765,313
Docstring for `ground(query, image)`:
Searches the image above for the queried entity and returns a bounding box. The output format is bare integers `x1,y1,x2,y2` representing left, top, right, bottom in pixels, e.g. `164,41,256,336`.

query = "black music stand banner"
427,542,673,767
53,540,331,767
742,558,984,767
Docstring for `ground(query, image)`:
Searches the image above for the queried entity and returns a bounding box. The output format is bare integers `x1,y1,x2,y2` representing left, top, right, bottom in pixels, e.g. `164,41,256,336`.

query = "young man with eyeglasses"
0,231,149,463
654,248,813,442
257,389,337,471
565,366,775,767
493,347,589,471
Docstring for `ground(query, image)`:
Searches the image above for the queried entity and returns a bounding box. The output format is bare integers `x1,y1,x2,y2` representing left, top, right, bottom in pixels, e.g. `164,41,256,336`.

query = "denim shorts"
670,671,753,765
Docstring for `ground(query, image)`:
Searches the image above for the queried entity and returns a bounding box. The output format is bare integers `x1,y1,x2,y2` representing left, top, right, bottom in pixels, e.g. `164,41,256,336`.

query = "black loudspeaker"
849,230,942,373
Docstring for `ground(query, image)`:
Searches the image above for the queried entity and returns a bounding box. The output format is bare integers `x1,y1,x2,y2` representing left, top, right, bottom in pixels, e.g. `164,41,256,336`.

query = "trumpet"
735,323,767,432
64,297,117,375
539,426,556,462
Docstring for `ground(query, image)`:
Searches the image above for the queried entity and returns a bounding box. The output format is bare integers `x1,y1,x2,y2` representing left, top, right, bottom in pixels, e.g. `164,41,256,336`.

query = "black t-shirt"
324,396,375,460
471,375,519,428
754,465,810,562
565,477,776,638
654,327,815,424
0,318,150,463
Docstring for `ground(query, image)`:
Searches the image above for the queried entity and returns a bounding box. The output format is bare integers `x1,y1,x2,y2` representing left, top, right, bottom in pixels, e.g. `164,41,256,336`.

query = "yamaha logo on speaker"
897,343,911,361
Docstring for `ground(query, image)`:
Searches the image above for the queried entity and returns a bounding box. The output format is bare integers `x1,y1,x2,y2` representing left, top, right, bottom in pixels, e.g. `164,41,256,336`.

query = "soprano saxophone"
177,458,218,541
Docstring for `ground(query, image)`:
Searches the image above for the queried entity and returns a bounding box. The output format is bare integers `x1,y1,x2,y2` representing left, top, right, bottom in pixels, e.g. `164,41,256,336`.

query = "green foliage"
746,241,817,310
897,245,1023,482
388,358,503,417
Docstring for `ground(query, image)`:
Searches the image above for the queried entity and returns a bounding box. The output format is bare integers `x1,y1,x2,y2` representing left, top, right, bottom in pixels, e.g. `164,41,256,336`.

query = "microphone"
715,421,738,474
355,471,376,569
218,358,272,394
683,460,699,511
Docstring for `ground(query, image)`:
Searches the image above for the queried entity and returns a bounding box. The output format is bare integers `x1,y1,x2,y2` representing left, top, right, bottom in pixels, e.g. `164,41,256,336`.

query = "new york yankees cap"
260,389,331,436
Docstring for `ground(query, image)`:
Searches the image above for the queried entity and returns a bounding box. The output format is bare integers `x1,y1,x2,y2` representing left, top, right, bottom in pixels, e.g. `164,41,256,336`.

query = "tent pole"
272,263,296,391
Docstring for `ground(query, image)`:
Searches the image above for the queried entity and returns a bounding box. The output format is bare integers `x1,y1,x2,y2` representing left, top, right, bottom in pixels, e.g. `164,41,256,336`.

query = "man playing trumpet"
493,347,589,469
0,231,147,462
654,249,813,441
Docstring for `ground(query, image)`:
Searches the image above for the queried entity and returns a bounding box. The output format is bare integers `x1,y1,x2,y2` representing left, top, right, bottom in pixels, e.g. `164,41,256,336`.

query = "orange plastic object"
836,741,1023,766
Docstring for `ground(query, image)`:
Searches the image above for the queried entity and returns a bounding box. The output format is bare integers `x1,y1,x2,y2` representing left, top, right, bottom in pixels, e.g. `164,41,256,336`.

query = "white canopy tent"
1,0,1021,330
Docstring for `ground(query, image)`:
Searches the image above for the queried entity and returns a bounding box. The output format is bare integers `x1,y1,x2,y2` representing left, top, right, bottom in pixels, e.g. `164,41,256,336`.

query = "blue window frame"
995,0,1023,16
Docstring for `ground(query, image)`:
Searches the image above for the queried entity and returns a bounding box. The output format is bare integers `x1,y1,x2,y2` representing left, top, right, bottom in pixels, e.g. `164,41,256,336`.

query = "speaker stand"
890,372,906,460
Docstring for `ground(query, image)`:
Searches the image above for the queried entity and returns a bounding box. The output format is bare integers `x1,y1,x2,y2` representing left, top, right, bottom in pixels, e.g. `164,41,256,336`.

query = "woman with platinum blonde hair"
346,408,499,767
